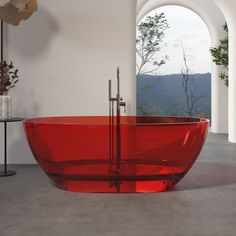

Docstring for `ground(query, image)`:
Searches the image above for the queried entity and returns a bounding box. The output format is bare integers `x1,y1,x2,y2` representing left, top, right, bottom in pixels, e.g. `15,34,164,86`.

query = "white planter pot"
0,95,12,119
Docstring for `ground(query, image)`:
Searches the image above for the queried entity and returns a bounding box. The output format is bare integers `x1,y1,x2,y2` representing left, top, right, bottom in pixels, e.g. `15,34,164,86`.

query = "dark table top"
0,118,25,123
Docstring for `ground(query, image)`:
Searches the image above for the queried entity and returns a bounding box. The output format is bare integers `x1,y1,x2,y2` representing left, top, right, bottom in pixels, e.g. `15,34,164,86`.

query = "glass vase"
0,95,12,119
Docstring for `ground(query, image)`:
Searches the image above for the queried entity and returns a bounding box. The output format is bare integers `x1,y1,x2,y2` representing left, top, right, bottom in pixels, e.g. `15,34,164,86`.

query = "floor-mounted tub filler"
24,68,209,193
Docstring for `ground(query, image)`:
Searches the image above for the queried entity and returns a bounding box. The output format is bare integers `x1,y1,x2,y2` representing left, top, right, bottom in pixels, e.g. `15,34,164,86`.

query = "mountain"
137,73,211,119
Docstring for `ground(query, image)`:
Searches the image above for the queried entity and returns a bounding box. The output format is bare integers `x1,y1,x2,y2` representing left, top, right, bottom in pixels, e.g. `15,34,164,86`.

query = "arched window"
136,6,211,119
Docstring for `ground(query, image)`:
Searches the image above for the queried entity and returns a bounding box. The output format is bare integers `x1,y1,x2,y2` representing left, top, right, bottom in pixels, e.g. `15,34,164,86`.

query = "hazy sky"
139,5,211,75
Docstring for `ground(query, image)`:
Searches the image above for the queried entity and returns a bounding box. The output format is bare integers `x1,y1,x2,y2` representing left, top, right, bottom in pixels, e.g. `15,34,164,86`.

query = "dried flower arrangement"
0,61,19,95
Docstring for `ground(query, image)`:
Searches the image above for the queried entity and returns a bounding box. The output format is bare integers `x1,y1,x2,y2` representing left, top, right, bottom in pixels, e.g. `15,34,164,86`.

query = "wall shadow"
8,5,59,57
7,90,41,164
4,3,59,164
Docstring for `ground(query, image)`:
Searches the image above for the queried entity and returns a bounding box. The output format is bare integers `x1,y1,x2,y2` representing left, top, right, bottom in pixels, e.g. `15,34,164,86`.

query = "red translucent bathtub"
24,116,209,193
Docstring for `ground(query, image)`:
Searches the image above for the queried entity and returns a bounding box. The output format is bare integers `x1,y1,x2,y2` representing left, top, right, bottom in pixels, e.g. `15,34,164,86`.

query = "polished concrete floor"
1,133,236,236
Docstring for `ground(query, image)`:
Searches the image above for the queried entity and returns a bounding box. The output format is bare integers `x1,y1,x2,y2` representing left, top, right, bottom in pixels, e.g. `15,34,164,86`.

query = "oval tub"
24,116,209,193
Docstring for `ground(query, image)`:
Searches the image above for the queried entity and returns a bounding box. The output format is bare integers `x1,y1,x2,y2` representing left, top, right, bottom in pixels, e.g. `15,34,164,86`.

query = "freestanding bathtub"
24,116,209,193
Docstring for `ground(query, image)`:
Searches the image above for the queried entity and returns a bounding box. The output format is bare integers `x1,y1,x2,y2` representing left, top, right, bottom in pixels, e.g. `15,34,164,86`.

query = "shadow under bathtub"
175,161,236,191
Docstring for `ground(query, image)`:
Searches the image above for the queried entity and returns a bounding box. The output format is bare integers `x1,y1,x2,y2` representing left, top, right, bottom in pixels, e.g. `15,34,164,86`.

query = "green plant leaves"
210,23,228,87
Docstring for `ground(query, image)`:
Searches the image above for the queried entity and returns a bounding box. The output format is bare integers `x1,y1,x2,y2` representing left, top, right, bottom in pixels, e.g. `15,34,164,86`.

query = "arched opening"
136,5,212,119
136,0,228,136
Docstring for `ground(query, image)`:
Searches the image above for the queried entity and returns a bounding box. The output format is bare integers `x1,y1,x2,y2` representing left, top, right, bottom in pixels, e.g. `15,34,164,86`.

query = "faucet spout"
109,67,126,115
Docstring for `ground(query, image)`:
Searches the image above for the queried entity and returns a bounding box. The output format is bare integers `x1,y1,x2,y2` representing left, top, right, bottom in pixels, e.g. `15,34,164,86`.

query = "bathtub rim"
23,116,210,126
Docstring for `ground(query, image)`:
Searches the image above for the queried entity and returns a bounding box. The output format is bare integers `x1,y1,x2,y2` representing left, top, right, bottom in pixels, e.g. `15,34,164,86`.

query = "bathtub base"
45,161,185,193
50,178,183,193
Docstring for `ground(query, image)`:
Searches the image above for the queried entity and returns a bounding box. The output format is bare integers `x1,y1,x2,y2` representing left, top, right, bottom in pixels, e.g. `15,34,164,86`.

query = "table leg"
0,121,16,177
4,121,7,174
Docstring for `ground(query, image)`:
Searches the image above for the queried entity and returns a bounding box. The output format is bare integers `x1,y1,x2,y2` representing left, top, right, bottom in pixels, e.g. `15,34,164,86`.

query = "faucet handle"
120,102,126,113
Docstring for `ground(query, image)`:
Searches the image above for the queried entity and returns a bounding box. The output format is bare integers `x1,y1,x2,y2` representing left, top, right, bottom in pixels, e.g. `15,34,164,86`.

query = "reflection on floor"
0,132,236,236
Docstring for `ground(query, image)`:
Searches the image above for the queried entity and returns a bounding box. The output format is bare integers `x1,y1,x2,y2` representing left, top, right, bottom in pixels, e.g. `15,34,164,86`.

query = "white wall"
1,0,136,164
